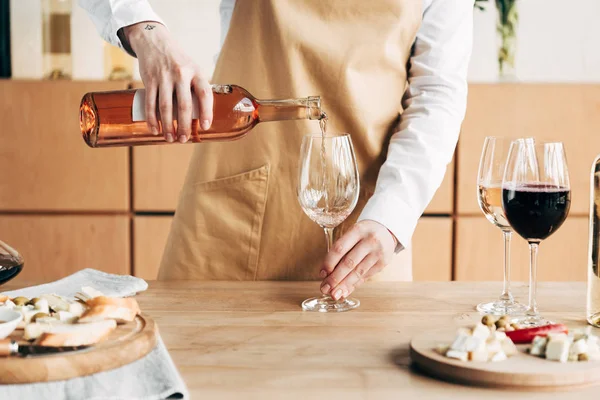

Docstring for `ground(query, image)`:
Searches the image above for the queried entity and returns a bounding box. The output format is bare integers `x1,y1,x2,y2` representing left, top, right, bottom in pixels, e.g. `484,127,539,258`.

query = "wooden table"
132,281,596,399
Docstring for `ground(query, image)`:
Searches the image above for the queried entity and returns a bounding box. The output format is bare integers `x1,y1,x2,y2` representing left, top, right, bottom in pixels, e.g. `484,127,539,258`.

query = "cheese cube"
491,351,507,362
469,348,488,362
546,337,570,362
57,311,77,323
490,331,507,342
68,301,86,317
501,338,518,357
570,338,588,356
530,336,548,356
486,340,502,355
435,344,450,355
34,298,50,314
472,323,491,341
465,336,485,352
446,350,468,362
450,333,470,352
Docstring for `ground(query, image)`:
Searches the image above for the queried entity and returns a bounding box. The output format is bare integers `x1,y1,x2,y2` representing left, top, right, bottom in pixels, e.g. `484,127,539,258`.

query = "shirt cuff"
103,3,165,56
358,192,420,253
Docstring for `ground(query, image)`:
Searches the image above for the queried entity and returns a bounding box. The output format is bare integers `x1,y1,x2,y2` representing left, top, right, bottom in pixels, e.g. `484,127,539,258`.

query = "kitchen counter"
134,281,594,399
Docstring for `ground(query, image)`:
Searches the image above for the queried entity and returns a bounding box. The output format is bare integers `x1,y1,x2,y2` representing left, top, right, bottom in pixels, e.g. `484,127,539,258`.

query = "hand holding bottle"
123,22,213,143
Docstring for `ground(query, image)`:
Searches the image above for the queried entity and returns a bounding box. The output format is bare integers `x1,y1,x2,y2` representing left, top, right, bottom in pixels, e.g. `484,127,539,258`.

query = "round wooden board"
0,314,157,384
410,328,600,389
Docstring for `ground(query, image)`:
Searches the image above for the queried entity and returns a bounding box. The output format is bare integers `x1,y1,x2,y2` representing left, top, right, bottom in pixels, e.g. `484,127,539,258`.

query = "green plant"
475,0,519,76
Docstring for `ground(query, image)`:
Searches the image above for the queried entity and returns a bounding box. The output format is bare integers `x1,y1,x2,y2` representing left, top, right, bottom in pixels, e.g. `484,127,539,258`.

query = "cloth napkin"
0,269,189,400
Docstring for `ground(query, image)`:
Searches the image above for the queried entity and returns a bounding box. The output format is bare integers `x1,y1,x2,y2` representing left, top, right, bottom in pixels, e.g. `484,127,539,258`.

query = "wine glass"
502,139,571,326
0,240,24,286
476,137,528,315
297,133,360,312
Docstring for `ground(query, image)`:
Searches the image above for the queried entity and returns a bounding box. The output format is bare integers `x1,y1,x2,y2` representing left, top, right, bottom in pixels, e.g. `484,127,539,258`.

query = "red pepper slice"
505,324,568,344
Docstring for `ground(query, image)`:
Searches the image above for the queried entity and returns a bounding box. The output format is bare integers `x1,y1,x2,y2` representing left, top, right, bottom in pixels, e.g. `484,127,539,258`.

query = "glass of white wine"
297,133,360,312
476,137,528,315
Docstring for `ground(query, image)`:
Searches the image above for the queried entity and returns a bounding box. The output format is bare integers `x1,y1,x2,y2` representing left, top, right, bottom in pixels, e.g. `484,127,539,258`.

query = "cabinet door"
456,216,587,282
0,81,130,211
0,215,130,284
412,217,453,281
458,84,600,215
134,216,173,279
425,161,454,215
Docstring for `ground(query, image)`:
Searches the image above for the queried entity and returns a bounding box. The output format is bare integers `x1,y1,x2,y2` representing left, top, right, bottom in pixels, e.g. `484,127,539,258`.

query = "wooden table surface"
133,281,596,399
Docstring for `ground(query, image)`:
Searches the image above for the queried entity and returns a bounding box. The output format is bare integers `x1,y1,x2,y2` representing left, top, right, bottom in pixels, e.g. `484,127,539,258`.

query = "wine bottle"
80,85,323,148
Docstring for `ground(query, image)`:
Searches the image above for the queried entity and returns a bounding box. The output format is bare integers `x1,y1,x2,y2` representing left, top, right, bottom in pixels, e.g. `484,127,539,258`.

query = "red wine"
0,259,23,285
502,184,571,241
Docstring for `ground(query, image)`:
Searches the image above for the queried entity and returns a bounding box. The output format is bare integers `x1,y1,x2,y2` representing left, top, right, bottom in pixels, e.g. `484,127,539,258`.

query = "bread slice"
33,319,117,346
79,297,141,323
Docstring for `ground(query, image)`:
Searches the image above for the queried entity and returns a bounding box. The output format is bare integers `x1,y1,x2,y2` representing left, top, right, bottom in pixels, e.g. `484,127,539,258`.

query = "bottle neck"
256,96,322,122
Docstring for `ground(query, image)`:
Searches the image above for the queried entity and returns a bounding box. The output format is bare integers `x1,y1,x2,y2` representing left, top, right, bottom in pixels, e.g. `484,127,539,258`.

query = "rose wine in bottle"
80,85,323,147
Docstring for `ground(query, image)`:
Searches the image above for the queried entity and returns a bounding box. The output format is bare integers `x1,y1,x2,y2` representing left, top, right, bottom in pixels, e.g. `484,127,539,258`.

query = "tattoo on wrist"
144,24,156,31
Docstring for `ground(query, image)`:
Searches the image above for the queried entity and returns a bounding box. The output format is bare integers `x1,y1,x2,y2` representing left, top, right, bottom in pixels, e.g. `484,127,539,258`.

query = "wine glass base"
514,315,553,328
476,299,528,316
302,295,360,312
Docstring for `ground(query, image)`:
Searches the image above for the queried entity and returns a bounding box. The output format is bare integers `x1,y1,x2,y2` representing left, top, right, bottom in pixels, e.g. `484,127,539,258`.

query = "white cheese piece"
546,337,571,362
472,323,491,341
530,336,548,356
1,299,15,309
491,351,507,362
446,350,468,362
501,338,518,357
469,348,488,362
547,332,568,341
489,331,506,342
435,344,450,355
57,311,77,323
34,298,50,314
68,301,86,317
570,338,588,356
81,286,104,299
486,340,502,355
40,294,71,312
450,333,470,352
465,336,485,352
35,316,61,324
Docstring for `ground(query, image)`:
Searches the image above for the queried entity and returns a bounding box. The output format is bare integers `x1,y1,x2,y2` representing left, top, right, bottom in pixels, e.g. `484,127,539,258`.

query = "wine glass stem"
324,227,334,252
527,242,540,316
323,227,336,302
499,230,513,301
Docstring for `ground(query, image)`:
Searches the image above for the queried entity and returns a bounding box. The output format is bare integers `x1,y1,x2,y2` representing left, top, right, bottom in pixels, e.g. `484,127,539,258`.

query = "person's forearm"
120,21,165,57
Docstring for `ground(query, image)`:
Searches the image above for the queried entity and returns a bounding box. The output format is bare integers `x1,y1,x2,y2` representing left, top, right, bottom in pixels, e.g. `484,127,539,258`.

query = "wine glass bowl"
0,240,24,286
297,133,360,312
476,137,527,315
502,139,571,326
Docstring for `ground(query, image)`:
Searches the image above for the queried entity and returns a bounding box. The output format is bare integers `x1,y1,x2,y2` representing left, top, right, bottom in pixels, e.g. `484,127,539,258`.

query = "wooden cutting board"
410,328,600,389
0,314,157,384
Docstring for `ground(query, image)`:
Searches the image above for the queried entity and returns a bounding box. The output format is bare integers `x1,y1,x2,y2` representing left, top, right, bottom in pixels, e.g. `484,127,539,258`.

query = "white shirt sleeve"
77,0,164,53
357,0,473,250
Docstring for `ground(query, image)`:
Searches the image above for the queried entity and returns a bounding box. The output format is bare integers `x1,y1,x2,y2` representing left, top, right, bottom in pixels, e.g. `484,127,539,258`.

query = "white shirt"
79,0,473,250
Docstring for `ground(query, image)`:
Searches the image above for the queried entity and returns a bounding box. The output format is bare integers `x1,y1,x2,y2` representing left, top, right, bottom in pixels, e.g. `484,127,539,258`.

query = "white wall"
10,0,600,82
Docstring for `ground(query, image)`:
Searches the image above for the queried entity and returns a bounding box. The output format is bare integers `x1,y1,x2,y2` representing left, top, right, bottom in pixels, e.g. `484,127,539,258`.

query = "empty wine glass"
476,137,528,315
502,139,571,327
297,133,360,312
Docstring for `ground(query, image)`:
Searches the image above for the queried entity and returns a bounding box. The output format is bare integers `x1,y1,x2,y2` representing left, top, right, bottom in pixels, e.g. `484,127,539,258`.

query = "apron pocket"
163,164,270,280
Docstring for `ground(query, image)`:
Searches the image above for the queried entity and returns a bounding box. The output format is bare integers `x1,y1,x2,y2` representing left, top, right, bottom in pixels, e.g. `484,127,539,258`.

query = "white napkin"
0,269,189,400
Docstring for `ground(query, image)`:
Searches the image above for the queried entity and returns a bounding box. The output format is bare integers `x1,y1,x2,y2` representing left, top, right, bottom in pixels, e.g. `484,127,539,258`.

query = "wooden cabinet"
412,217,453,281
133,216,172,279
455,216,587,282
0,81,130,211
458,84,600,216
133,147,193,211
425,161,454,215
0,215,130,284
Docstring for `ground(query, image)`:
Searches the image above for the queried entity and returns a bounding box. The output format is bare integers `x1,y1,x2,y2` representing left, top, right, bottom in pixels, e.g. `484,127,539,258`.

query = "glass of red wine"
502,139,571,327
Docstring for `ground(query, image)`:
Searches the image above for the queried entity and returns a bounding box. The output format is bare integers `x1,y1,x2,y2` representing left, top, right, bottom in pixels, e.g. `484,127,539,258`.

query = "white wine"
478,184,510,230
588,156,600,327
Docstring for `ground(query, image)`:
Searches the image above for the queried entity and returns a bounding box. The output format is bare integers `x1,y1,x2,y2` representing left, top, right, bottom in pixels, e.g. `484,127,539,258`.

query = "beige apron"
158,0,421,281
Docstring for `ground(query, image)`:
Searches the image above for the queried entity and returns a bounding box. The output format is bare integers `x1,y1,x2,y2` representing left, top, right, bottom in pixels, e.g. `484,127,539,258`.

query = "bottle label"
132,85,232,122
132,89,200,122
